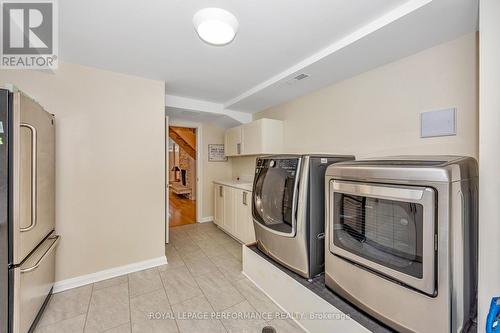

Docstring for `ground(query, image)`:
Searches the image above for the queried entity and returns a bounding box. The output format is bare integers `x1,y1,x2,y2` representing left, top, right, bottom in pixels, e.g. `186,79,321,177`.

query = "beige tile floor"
35,222,304,333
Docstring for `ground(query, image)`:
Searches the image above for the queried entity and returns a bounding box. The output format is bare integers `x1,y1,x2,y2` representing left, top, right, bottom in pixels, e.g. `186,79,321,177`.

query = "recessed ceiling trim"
165,94,252,124
223,0,433,110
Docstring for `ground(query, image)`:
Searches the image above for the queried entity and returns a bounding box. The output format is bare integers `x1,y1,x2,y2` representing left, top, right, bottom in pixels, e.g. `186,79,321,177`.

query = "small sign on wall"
208,144,227,162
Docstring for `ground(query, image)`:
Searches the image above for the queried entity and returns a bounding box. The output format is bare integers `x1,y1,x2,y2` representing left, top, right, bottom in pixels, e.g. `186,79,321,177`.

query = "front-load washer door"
329,180,437,296
252,157,300,237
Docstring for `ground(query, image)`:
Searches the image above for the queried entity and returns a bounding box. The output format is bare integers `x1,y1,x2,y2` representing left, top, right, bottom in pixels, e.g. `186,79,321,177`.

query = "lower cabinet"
214,183,256,244
222,186,235,234
234,190,255,244
214,184,224,227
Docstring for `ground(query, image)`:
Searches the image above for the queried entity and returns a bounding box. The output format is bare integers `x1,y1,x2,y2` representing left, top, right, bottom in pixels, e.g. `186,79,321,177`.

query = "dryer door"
329,180,437,296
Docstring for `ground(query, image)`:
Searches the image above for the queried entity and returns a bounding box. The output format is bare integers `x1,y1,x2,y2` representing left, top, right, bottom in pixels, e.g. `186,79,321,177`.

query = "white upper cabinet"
225,118,283,157
224,126,242,156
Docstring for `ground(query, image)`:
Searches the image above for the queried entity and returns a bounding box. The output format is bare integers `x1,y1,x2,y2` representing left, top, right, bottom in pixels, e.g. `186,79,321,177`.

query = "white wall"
232,33,478,178
251,33,478,159
231,156,257,180
201,123,233,220
1,63,166,282
478,1,500,329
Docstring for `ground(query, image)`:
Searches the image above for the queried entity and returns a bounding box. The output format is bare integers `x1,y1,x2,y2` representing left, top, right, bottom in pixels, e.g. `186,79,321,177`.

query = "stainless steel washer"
252,154,354,278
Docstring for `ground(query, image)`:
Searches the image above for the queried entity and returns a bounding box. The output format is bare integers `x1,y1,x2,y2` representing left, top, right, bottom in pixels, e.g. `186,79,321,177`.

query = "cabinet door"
245,193,256,243
214,185,224,226
222,186,235,234
241,121,262,155
234,190,245,241
241,119,284,155
224,126,242,156
260,119,284,154
235,190,256,244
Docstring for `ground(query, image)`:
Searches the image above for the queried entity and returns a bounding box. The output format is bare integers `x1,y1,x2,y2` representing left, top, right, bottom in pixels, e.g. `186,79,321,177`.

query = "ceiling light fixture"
193,8,239,46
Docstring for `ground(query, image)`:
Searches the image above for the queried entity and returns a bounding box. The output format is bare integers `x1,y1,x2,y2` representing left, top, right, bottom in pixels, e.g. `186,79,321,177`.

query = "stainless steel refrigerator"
0,88,59,333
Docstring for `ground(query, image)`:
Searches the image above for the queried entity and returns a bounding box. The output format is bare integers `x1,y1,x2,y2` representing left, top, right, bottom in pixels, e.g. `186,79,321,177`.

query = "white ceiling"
60,0,478,115
226,0,479,112
60,1,406,99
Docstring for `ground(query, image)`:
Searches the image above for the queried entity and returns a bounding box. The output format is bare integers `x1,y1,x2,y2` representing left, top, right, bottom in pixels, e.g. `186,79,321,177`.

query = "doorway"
168,126,197,228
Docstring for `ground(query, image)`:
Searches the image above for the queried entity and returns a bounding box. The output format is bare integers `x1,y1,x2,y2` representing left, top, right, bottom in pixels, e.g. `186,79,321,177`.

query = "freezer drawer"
12,92,55,265
12,234,59,333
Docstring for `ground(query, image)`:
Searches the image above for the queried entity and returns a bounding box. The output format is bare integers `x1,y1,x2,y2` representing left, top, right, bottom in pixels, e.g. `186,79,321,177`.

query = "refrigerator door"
11,234,59,333
0,89,11,333
11,92,55,265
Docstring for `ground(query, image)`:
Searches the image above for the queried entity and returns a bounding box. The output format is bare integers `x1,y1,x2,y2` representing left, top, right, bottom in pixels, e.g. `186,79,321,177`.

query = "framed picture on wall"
208,144,228,162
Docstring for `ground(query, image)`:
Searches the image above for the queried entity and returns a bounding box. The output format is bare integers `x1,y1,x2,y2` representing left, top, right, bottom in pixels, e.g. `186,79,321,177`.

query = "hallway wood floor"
169,190,196,227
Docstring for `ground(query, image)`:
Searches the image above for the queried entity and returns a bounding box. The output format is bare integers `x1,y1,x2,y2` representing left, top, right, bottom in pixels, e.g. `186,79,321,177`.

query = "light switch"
420,108,456,138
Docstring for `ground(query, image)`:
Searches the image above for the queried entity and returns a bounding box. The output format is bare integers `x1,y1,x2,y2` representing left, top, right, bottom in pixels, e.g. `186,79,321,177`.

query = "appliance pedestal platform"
242,245,393,333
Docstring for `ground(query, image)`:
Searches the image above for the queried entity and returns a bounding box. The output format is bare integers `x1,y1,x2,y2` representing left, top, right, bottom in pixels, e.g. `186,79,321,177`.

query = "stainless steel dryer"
252,154,354,279
325,156,478,333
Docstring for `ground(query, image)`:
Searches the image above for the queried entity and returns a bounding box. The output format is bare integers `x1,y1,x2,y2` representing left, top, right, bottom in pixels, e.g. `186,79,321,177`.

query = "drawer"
12,234,59,333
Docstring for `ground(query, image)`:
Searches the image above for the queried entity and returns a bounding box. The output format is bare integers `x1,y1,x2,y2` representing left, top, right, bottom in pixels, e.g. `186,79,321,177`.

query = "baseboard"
53,256,167,293
198,216,214,223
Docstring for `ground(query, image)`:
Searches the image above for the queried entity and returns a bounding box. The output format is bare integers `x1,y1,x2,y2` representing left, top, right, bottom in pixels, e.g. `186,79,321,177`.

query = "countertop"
213,180,253,192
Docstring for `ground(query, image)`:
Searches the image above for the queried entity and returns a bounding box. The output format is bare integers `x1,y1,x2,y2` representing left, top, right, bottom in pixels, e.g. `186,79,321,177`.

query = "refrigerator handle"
20,123,37,232
20,235,59,273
